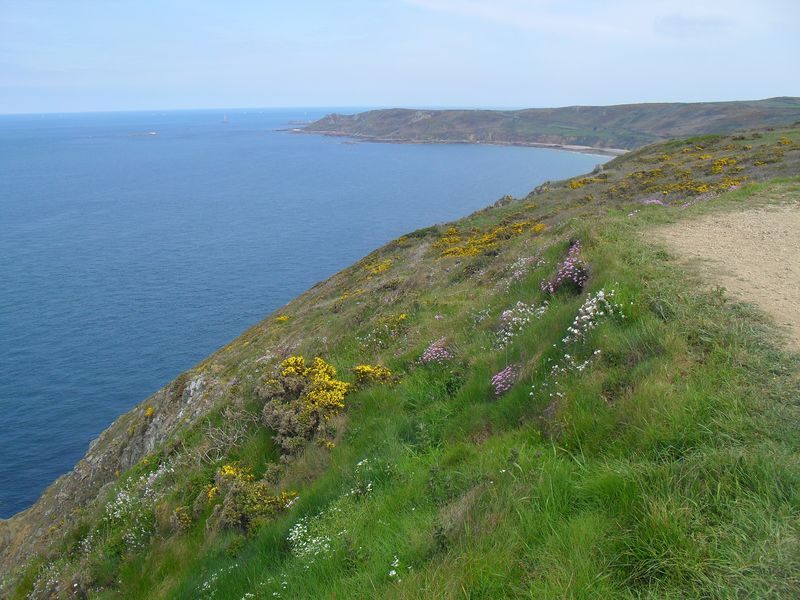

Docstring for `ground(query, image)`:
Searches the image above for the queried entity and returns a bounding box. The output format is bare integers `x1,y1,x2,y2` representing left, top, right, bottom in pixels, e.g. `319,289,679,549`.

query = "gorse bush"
214,464,297,534
432,219,544,257
352,364,393,387
261,356,350,455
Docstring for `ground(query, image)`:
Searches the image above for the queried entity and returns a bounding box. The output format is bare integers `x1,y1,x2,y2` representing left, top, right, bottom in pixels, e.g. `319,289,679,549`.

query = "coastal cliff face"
2,126,799,598
302,97,800,151
0,370,215,572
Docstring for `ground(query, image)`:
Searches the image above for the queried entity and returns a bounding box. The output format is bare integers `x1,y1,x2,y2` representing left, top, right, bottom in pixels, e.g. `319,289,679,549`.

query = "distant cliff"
302,97,800,152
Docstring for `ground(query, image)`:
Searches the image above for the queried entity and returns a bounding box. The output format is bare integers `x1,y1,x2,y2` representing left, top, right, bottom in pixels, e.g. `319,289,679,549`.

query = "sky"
0,0,798,114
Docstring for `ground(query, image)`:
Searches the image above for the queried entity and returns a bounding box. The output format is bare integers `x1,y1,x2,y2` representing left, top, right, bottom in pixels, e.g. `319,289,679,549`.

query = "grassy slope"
6,128,800,599
303,98,800,150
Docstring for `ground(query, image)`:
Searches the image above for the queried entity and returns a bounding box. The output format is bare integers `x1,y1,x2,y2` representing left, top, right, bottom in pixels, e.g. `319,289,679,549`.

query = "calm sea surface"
0,109,606,517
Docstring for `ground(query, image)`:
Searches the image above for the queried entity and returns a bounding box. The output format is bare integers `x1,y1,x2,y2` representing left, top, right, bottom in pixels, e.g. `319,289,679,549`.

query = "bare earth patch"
656,203,800,348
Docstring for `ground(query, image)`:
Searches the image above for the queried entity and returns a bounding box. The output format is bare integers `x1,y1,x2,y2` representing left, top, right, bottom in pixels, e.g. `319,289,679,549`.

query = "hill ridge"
302,97,800,152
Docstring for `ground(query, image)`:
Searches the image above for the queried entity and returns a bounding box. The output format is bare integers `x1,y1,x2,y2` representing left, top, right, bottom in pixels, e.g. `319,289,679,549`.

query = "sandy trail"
656,203,800,348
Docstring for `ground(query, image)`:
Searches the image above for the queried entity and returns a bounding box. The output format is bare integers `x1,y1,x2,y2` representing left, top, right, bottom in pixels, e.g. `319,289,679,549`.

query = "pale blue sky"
1,0,798,114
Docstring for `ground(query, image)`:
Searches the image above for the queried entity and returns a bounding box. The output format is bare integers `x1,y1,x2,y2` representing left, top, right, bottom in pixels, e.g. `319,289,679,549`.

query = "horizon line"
1,96,797,118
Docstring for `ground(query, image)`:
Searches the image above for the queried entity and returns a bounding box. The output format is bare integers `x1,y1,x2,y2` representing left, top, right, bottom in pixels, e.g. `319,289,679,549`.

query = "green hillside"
302,98,800,151
2,126,800,599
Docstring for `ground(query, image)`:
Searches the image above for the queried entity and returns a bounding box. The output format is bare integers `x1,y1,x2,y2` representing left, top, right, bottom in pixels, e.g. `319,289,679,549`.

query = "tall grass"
141,184,799,598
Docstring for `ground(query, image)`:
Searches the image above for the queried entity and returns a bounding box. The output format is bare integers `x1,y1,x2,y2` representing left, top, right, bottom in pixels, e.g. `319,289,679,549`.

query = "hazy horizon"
3,95,800,118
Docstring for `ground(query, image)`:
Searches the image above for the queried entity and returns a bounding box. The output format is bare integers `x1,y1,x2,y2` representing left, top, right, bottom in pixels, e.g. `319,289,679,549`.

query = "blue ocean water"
0,109,606,517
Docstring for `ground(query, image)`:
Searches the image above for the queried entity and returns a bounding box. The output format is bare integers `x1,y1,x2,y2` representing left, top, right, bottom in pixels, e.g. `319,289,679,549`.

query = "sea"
0,108,607,517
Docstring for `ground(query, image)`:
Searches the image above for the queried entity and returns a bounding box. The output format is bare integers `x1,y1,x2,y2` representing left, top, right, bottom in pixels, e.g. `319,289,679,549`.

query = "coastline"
289,128,628,157
0,122,600,565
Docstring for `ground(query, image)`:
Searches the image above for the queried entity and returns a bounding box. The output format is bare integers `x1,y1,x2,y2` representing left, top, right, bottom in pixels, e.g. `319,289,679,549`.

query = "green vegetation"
303,97,800,151
3,126,800,598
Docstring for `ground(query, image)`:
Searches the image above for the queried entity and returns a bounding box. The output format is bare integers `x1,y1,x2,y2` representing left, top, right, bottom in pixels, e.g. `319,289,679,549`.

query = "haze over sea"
0,109,605,517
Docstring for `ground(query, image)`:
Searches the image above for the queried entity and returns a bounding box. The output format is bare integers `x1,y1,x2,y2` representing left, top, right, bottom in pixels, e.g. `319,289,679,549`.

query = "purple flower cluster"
420,337,453,364
540,241,588,294
491,364,518,397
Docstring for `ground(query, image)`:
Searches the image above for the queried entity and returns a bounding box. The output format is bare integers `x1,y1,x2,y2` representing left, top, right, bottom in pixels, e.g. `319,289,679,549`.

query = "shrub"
170,506,192,532
432,221,535,258
567,176,603,189
261,356,350,454
215,464,298,533
219,481,297,533
365,258,392,275
352,364,393,387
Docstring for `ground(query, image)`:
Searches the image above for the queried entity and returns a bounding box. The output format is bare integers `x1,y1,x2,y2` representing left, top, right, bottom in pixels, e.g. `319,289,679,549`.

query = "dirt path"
656,203,800,348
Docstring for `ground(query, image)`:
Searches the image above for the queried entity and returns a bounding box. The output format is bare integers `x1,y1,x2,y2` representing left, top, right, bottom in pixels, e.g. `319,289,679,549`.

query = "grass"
5,130,800,599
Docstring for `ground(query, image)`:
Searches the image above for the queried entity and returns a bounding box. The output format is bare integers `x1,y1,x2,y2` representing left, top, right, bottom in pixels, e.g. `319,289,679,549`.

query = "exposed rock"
0,371,217,574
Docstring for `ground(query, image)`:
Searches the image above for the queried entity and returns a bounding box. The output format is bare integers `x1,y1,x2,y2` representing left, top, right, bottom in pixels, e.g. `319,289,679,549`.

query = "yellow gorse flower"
352,364,393,386
281,355,308,378
365,259,392,275
219,464,254,482
711,157,737,173
280,356,350,419
567,176,603,189
433,221,538,258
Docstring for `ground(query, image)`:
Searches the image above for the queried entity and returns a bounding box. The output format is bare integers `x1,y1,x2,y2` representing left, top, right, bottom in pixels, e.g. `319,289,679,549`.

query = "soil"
656,203,800,348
